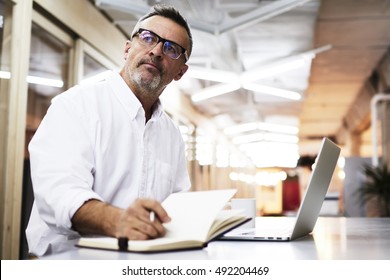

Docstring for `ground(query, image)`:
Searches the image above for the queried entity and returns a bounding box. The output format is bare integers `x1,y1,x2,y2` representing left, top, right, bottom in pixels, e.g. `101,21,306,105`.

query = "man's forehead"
137,16,189,47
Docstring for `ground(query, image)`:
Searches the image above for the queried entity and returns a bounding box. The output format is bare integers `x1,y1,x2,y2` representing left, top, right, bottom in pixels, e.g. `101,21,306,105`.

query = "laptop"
219,137,340,241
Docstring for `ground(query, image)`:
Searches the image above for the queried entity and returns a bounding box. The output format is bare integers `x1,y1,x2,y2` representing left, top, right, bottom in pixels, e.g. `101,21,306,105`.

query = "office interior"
0,0,389,260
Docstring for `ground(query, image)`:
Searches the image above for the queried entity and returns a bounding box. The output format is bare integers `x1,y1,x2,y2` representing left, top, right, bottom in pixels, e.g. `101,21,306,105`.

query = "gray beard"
131,70,161,92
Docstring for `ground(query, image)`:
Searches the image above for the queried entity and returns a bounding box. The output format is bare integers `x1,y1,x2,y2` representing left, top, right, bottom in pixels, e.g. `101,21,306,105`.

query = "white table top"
41,217,390,260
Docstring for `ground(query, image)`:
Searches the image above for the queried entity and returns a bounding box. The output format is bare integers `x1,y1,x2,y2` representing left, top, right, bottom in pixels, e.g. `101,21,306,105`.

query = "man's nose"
150,42,164,58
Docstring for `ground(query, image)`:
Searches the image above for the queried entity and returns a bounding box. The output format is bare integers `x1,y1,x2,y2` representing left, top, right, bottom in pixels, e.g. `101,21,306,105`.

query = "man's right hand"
116,198,171,240
71,198,171,240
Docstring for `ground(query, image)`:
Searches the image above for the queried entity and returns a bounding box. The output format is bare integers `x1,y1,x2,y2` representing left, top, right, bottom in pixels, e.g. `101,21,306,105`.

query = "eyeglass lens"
137,29,184,60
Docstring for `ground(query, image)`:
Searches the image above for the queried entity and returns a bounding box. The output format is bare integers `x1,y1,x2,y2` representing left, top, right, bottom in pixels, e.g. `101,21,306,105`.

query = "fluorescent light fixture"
219,0,314,34
0,70,11,79
240,45,332,83
253,157,298,168
186,67,240,84
233,133,263,144
191,82,240,102
27,75,64,88
1,70,64,88
239,142,299,168
239,141,298,151
233,132,299,145
243,82,301,100
224,122,258,135
187,73,303,102
224,121,298,135
240,58,306,83
185,45,332,102
257,122,299,134
263,133,299,143
192,80,301,102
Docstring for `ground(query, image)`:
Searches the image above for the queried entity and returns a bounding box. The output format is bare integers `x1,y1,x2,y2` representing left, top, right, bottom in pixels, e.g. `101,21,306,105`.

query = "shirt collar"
107,71,164,121
150,99,164,120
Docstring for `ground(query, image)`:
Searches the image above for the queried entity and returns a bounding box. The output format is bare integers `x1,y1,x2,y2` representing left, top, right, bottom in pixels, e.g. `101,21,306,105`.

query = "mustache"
137,58,163,72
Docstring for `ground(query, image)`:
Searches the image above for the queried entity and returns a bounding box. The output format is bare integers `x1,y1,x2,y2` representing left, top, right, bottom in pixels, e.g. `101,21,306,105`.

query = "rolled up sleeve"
29,95,101,235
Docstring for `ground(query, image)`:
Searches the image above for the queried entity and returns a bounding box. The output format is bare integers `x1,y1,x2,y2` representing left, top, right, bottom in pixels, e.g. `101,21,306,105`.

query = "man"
26,4,193,256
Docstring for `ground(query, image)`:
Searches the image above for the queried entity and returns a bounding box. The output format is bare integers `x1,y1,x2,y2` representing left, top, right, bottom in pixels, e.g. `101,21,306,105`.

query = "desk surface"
41,217,390,260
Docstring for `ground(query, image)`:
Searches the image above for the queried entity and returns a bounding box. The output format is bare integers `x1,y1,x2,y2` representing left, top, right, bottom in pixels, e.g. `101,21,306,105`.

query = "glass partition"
82,53,111,83
80,41,117,85
20,20,72,259
25,22,71,147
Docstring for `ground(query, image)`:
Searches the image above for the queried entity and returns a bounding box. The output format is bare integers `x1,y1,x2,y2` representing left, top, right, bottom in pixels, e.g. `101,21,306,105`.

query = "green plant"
357,162,390,217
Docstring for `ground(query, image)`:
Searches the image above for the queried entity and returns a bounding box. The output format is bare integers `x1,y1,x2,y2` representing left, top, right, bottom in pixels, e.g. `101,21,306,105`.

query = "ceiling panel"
316,19,390,47
310,49,386,82
300,0,390,147
298,121,341,137
319,0,390,17
305,83,363,104
93,0,390,162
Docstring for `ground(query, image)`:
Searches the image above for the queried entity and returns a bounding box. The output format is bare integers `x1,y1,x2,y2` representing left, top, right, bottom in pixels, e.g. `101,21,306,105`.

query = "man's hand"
72,198,171,240
116,198,171,240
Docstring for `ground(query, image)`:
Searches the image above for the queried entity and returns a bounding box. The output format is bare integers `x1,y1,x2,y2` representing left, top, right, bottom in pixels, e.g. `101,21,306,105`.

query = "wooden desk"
40,217,390,260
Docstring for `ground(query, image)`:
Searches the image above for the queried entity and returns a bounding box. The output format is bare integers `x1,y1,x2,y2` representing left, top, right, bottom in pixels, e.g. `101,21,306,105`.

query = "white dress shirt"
26,71,191,256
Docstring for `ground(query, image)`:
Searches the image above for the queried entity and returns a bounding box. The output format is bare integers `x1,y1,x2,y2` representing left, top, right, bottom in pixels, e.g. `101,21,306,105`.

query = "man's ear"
124,40,131,60
173,64,189,81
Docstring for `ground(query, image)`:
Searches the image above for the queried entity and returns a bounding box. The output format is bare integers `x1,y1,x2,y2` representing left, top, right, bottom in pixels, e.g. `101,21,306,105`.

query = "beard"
131,70,161,91
129,57,164,93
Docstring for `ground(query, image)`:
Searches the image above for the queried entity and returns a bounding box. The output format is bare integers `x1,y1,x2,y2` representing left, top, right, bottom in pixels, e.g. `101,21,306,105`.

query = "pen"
149,210,155,222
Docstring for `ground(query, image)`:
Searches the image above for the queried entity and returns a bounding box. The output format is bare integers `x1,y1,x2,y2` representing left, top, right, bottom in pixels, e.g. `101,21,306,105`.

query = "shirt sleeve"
28,93,102,235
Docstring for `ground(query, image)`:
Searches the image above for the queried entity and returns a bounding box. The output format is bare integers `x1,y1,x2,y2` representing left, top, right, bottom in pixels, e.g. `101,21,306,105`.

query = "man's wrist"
72,199,122,237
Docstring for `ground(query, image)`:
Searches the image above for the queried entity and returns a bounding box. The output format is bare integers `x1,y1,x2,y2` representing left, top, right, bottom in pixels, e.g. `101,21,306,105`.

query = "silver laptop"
219,137,340,241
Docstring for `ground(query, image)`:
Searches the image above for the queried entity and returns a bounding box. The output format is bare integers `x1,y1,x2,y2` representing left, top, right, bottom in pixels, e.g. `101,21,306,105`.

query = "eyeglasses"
132,28,189,62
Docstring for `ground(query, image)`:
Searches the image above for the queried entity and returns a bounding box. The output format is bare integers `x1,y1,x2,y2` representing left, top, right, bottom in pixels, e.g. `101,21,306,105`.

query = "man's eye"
166,45,175,52
141,34,155,43
165,42,179,54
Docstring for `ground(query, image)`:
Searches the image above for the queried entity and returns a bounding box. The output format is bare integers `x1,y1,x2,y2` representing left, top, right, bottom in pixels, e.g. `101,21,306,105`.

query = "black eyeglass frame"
132,28,189,62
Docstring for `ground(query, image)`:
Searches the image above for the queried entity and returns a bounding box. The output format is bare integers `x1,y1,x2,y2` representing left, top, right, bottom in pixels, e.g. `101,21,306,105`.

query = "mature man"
26,4,193,256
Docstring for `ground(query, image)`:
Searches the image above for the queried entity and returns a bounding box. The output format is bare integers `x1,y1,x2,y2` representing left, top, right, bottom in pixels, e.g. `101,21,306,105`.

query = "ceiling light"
219,0,314,34
239,142,299,168
184,45,331,102
191,82,241,102
224,121,298,135
0,70,64,88
233,133,264,144
224,122,258,135
240,44,331,83
0,70,11,79
233,132,299,145
263,133,299,143
186,67,240,84
257,122,299,134
253,157,298,168
240,58,306,83
243,83,301,100
27,75,64,88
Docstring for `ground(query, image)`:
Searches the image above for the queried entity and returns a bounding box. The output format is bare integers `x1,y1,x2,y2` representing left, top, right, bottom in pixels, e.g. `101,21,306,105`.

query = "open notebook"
219,137,340,241
77,189,250,253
